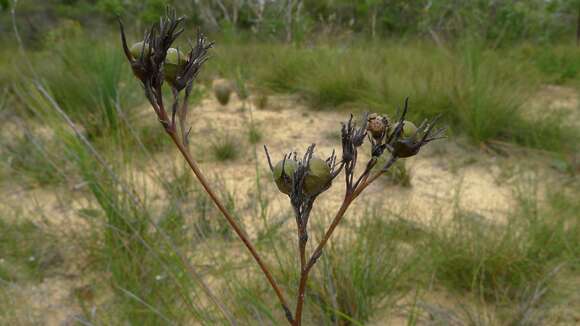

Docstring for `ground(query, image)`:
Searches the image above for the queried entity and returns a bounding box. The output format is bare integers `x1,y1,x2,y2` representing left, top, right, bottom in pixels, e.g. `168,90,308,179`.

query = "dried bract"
341,114,367,164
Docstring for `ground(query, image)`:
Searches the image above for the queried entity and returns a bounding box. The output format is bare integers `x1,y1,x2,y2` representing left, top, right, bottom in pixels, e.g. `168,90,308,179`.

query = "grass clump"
162,168,239,240
13,79,221,325
426,212,541,300
35,33,141,139
304,215,417,324
0,217,60,283
0,133,67,186
229,213,418,325
68,142,215,325
425,181,579,302
247,124,263,144
210,134,241,161
523,44,580,85
134,124,172,153
211,39,577,153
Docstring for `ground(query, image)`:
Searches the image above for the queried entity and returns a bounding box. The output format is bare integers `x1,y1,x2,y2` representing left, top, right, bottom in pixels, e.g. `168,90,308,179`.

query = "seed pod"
393,120,418,141
164,48,187,86
304,157,332,196
213,79,232,105
130,41,151,60
392,138,419,158
273,159,298,195
367,113,389,140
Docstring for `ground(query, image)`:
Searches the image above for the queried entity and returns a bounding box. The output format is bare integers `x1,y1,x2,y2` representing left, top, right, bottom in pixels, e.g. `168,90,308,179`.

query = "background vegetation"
0,0,579,325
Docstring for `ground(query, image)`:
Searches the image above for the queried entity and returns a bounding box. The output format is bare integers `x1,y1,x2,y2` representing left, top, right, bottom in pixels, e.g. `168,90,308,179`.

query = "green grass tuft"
209,39,579,153
0,218,60,283
210,135,241,161
247,124,263,144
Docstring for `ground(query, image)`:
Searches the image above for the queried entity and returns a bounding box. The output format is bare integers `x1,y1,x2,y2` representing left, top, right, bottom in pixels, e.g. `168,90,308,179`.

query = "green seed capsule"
304,157,332,196
164,48,187,86
273,159,298,195
130,41,151,60
394,120,418,141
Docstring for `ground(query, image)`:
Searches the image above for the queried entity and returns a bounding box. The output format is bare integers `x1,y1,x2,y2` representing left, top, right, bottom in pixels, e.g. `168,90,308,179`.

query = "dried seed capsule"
164,48,187,86
304,157,332,196
392,138,419,158
273,159,298,195
130,41,151,60
391,121,421,158
213,79,232,105
367,113,389,140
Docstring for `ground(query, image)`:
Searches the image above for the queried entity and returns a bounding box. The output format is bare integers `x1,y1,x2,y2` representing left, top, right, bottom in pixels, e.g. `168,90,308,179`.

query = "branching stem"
292,155,397,325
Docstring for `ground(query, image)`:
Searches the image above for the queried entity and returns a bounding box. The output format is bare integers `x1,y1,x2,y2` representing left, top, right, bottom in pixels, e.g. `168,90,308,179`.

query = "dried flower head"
367,113,390,140
341,113,367,164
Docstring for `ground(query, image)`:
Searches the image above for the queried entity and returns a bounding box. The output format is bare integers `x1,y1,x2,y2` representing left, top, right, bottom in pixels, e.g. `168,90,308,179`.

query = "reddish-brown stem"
167,131,293,323
293,196,351,325
299,236,307,270
295,227,307,326
292,156,397,325
292,268,310,326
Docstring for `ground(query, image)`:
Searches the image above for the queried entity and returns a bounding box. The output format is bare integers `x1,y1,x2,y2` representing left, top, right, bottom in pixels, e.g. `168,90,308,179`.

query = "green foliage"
0,217,59,282
426,182,579,301
5,0,579,45
37,33,140,139
210,134,241,161
139,0,172,25
228,213,418,324
304,215,416,324
96,0,124,16
76,153,206,324
55,0,174,23
530,45,580,84
11,78,217,325
247,124,263,144
382,160,411,187
0,0,8,12
135,124,172,153
0,133,67,186
210,39,576,152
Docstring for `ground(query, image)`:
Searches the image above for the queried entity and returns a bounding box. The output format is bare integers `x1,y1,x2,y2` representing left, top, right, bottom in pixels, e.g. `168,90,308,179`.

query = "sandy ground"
1,84,578,325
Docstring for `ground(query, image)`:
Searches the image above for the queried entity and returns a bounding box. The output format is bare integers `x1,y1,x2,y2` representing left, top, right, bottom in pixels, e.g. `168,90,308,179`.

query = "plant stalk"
293,196,351,325
167,131,293,323
292,156,397,325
